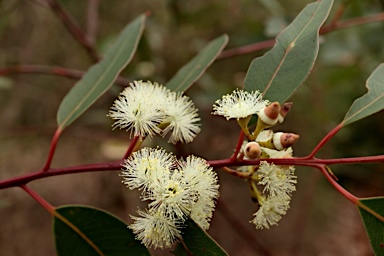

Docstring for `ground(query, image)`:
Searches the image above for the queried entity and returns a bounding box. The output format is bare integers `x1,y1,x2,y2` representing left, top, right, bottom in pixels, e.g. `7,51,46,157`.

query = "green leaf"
53,205,150,256
342,64,384,126
165,34,229,92
57,15,145,130
357,197,384,256
244,0,333,103
173,219,228,256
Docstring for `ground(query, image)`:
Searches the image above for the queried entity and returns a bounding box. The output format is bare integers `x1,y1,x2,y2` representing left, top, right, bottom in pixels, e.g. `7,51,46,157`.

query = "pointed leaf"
244,0,333,103
173,219,228,256
357,197,384,256
57,15,145,129
342,64,384,126
166,34,228,92
53,205,150,256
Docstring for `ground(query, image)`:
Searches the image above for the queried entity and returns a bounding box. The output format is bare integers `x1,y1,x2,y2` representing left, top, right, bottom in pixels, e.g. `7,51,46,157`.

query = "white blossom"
121,148,176,193
256,130,274,142
129,209,182,249
162,92,201,144
257,161,297,198
260,146,293,158
212,89,268,120
178,156,219,230
251,196,290,229
149,170,195,220
108,81,169,137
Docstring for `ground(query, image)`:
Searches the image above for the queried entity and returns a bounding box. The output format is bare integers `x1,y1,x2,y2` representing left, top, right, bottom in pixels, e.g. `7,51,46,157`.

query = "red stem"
218,39,275,59
19,185,55,214
316,164,358,204
86,0,99,45
0,160,122,189
218,12,384,60
43,128,62,171
230,130,245,161
0,65,131,87
123,136,140,159
306,123,343,159
46,0,100,62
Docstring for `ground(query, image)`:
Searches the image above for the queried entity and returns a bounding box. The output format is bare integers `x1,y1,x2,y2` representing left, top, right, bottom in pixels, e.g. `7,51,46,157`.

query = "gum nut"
280,102,293,118
244,142,261,159
281,133,300,148
264,102,281,120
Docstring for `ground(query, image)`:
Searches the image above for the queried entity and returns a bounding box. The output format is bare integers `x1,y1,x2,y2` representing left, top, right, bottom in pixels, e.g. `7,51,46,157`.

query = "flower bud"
273,132,300,150
244,141,261,159
258,102,281,126
278,102,293,123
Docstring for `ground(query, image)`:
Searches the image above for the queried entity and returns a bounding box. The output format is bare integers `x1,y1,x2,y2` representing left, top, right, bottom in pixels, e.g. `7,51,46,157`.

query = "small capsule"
244,141,261,159
273,132,300,150
278,102,293,123
258,102,281,126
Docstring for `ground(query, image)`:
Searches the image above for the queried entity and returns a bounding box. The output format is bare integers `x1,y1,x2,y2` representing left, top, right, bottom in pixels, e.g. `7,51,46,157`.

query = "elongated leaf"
53,205,150,256
173,219,228,256
57,15,145,129
244,0,333,103
166,34,228,92
342,64,384,126
357,197,384,256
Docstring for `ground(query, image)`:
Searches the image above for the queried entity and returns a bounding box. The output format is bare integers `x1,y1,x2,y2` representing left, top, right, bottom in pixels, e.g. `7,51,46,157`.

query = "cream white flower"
129,209,182,249
257,161,297,198
178,156,219,230
109,80,201,144
108,81,169,137
162,92,201,144
256,130,274,142
121,147,176,193
149,169,195,220
212,89,267,120
261,146,293,158
251,196,290,229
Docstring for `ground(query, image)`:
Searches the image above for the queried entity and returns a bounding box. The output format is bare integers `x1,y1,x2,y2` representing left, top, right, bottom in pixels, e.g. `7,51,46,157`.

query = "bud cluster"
213,89,299,229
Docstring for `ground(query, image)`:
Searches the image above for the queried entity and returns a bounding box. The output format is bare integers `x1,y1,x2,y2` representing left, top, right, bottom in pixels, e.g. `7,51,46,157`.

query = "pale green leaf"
342,64,384,126
57,15,145,129
53,205,150,256
244,0,333,103
166,34,228,92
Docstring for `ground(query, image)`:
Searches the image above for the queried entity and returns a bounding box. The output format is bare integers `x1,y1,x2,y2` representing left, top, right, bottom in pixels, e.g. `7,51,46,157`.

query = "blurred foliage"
0,0,384,255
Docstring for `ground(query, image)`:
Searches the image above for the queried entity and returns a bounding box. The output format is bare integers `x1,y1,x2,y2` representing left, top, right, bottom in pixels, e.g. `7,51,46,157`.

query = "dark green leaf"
57,15,145,129
358,197,384,256
244,0,333,103
342,64,384,126
173,219,228,256
53,205,150,256
166,35,229,92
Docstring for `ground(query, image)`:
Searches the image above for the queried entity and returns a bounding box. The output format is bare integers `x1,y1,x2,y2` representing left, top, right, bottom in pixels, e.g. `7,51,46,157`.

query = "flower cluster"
108,80,200,144
121,147,219,249
213,89,298,229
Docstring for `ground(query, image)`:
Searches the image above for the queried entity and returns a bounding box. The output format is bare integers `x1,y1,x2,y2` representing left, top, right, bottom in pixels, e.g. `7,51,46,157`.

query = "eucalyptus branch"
0,65,131,87
0,160,122,190
218,12,384,59
316,164,359,204
42,128,62,171
1,150,384,190
20,185,55,214
45,0,100,62
86,0,99,45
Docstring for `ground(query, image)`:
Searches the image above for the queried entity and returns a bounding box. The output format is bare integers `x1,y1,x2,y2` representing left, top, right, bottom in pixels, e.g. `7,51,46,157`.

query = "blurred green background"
0,0,384,255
